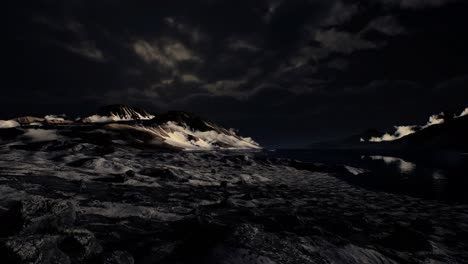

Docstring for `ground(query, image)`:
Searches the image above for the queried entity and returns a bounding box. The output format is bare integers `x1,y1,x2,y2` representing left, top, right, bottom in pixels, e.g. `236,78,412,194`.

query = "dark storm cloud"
32,17,106,62
4,0,370,106
364,15,406,36
321,1,359,26
3,0,468,146
377,0,458,9
314,29,378,54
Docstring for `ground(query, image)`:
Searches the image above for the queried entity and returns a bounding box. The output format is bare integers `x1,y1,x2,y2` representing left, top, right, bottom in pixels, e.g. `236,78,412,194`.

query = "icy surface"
0,141,467,263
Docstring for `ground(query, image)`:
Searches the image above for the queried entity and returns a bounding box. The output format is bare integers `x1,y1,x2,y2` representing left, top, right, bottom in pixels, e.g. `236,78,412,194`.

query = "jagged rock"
125,170,135,177
93,174,127,183
14,116,46,124
378,226,432,252
0,201,24,237
9,141,50,151
20,199,76,235
66,157,96,167
98,104,155,121
0,128,25,140
45,119,73,125
147,111,213,131
5,235,70,264
410,218,434,233
140,167,178,180
59,229,103,261
104,251,135,264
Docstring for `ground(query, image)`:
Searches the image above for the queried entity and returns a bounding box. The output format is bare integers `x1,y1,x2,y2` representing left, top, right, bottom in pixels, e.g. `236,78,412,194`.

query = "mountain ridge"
0,104,260,151
309,108,468,152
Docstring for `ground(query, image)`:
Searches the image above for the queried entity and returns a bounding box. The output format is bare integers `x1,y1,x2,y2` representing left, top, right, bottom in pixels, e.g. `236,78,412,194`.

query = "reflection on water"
367,155,416,174
266,149,468,203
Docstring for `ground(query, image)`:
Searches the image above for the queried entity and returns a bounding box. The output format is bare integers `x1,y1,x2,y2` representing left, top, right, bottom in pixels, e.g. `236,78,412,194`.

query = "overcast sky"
4,0,468,147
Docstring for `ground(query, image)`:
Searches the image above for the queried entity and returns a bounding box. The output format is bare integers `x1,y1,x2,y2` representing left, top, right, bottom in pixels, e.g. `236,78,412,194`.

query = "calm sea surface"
264,149,468,203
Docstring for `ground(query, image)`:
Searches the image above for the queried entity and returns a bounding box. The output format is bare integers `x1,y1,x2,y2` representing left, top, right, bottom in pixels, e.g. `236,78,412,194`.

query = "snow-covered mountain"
309,107,468,151
105,111,260,150
0,105,260,151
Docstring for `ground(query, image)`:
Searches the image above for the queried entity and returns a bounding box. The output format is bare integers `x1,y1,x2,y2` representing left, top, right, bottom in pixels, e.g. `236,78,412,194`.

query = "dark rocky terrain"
0,106,467,263
0,143,467,263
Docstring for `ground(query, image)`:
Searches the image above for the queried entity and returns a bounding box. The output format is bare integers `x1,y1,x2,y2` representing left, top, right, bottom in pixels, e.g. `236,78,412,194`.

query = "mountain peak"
97,104,155,121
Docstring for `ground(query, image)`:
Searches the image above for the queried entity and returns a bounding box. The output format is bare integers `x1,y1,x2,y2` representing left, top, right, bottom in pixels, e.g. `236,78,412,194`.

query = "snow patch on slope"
0,120,20,129
44,115,66,122
82,115,117,123
82,105,155,123
456,107,468,118
82,113,155,123
423,113,445,128
369,126,417,142
138,121,260,150
162,122,260,150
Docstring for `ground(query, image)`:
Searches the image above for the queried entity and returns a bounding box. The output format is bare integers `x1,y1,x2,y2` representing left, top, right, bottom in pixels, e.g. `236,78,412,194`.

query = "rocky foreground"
0,139,467,264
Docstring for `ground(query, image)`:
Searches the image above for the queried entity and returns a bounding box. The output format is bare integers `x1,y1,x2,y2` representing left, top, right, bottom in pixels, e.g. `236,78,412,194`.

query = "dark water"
265,149,468,203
